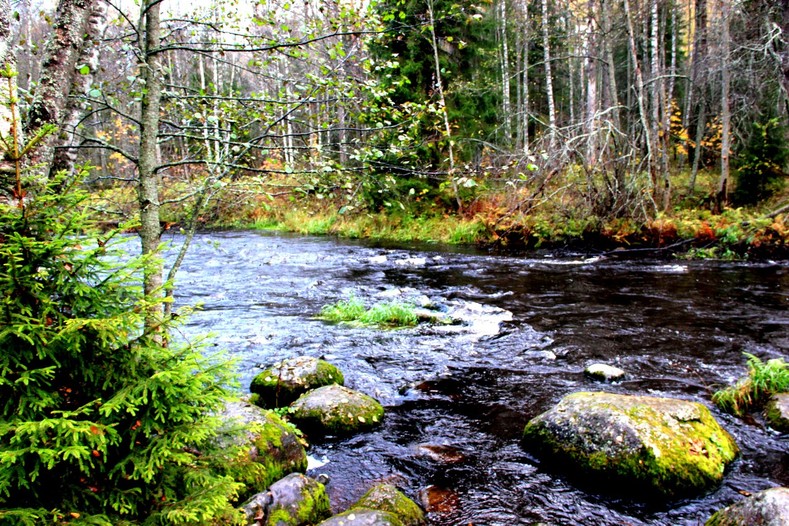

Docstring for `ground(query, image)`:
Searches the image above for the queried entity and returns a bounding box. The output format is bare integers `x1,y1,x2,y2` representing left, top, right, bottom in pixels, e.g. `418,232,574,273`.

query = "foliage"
319,297,418,328
0,170,245,524
733,118,789,205
712,353,789,416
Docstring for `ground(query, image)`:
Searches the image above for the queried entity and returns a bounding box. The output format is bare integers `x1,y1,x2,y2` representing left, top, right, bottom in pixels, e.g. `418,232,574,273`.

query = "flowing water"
169,230,789,526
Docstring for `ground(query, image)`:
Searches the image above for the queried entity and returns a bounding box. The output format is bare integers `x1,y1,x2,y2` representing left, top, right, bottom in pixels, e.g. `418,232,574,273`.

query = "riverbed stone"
764,394,789,433
522,391,739,500
317,508,405,526
352,483,426,526
243,473,332,526
705,487,789,525
217,401,308,493
251,356,345,408
584,363,626,382
289,384,384,436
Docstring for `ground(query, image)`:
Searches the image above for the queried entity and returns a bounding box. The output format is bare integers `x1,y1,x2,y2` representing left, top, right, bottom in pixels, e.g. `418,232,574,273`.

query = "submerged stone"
317,508,404,526
251,356,345,408
289,384,384,436
217,401,307,494
414,444,467,464
522,391,739,500
764,394,789,433
417,485,460,515
352,483,425,526
584,363,626,382
243,472,332,526
705,487,789,525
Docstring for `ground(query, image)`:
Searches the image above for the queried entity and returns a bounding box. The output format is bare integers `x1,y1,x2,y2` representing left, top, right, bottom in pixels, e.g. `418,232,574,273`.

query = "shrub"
733,118,789,205
712,353,789,416
0,171,246,524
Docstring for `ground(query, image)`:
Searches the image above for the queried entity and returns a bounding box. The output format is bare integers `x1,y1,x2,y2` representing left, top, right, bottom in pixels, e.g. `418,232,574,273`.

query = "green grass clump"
360,302,419,327
319,298,418,328
319,296,367,322
712,353,789,416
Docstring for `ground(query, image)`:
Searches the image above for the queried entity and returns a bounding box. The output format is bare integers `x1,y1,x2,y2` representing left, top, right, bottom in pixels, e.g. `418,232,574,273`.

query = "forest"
1,0,789,524
4,0,789,258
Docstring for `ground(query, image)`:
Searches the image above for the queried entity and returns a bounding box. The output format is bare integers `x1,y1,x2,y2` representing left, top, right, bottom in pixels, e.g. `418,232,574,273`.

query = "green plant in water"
319,296,367,322
360,302,418,327
712,353,789,416
319,298,418,328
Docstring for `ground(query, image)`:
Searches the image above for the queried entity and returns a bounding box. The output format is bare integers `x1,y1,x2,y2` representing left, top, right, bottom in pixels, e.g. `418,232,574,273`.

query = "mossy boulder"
219,401,308,493
289,384,384,436
706,487,789,525
352,484,425,526
316,508,405,526
764,394,789,432
251,356,345,408
243,473,332,526
522,391,739,500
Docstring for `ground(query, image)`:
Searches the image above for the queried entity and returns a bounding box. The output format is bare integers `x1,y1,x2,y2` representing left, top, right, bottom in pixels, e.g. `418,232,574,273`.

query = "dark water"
169,230,789,526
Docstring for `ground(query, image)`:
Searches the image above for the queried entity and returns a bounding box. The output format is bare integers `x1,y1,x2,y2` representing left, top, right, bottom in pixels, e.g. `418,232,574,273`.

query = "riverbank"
89,173,789,259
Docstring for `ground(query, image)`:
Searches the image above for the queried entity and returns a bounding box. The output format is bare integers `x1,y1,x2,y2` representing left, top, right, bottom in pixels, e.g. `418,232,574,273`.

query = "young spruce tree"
0,73,245,524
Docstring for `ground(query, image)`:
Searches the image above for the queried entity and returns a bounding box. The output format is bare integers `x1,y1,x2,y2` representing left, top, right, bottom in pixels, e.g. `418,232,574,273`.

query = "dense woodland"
1,0,789,523
4,0,789,254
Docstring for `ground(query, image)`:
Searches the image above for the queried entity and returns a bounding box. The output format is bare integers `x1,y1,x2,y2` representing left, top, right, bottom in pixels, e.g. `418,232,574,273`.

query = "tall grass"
712,353,789,416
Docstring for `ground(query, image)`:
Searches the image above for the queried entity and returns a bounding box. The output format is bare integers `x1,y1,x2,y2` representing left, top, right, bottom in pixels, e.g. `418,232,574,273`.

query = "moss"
229,411,308,497
289,385,384,436
352,484,425,526
251,357,345,409
319,508,406,526
764,394,789,432
523,392,739,500
264,474,331,526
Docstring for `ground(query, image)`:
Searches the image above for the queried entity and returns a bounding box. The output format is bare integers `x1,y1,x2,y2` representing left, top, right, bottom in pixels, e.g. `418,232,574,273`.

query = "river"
168,230,789,526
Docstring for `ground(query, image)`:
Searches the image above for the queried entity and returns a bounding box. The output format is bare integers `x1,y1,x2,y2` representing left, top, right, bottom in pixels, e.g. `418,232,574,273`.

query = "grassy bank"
88,169,789,259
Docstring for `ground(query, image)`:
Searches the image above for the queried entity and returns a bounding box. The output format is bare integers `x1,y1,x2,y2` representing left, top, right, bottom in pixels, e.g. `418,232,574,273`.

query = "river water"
169,230,789,525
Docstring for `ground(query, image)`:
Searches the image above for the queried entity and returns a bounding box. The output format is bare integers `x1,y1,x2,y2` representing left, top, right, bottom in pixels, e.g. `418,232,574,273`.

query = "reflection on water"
168,230,789,526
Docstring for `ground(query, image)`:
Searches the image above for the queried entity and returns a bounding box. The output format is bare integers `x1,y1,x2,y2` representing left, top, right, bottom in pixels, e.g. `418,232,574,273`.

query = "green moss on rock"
705,487,789,525
317,508,405,526
289,384,384,436
352,484,425,526
258,473,332,526
523,391,739,500
217,402,308,497
764,393,789,433
251,356,345,408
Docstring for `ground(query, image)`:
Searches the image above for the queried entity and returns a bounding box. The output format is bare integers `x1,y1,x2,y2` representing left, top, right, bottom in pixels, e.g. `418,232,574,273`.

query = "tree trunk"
25,0,96,174
50,1,108,178
584,0,599,165
499,0,512,145
625,0,654,173
0,0,16,180
717,0,731,210
541,0,557,149
138,0,165,329
427,0,461,210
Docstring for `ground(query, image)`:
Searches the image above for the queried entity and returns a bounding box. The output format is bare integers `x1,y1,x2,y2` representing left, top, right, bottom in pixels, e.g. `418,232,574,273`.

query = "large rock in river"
243,473,332,526
522,391,739,500
289,384,384,436
218,401,308,493
251,356,345,408
765,394,789,433
316,508,404,526
352,483,425,526
705,487,789,525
